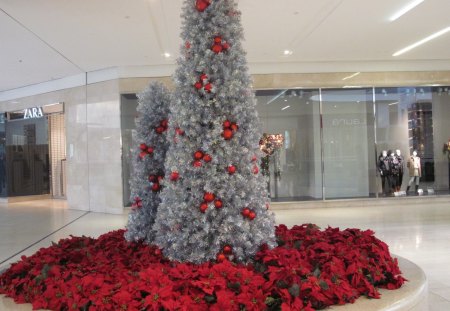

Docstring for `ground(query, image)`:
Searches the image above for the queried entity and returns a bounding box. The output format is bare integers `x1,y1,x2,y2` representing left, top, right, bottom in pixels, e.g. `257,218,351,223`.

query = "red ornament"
230,123,238,132
266,203,270,209
147,147,154,154
251,155,257,162
194,81,203,89
253,166,259,174
204,83,212,93
194,151,204,160
223,245,232,254
227,165,236,174
217,253,226,262
212,44,223,54
151,183,160,192
203,154,212,162
148,175,157,182
158,175,164,182
200,202,208,213
154,249,162,256
222,42,230,50
214,36,222,43
156,126,165,134
223,129,233,140
176,128,185,135
214,199,223,209
200,73,208,81
139,143,147,151
242,208,251,217
204,192,215,202
160,119,168,128
170,171,180,181
249,211,256,220
223,120,231,128
196,0,210,12
185,41,191,49
139,151,147,159
193,160,202,167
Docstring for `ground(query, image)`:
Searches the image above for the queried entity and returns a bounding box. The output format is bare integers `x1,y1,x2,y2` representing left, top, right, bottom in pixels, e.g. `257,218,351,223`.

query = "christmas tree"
153,0,276,264
125,82,171,244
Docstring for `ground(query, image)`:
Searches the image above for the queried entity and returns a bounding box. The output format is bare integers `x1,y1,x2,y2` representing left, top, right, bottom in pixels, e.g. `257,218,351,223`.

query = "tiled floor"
1,197,450,310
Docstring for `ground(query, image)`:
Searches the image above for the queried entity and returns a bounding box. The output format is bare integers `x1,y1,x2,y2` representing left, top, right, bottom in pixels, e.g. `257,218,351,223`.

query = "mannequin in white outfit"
406,151,421,195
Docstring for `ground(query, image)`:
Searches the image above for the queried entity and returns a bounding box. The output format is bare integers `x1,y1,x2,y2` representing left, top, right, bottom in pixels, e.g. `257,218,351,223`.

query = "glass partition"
0,113,6,197
255,89,323,201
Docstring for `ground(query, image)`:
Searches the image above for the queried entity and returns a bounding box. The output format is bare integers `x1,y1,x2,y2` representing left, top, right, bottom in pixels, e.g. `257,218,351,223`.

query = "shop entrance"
3,104,66,199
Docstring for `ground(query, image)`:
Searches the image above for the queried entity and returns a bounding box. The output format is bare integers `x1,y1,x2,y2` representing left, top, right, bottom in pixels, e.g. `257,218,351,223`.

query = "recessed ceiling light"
283,50,293,56
393,26,450,56
342,72,360,80
281,105,290,111
389,102,399,106
390,0,424,22
163,52,171,58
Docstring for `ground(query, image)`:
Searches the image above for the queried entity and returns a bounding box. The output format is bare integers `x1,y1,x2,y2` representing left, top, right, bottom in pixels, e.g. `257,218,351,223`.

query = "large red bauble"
139,151,147,159
242,208,251,217
158,175,164,182
151,183,160,192
139,143,147,151
170,171,180,181
200,202,208,213
212,44,223,54
253,166,259,174
223,245,232,254
194,151,204,160
193,160,202,167
176,128,185,135
214,199,223,209
223,129,233,140
185,41,191,49
137,201,143,208
148,175,157,182
156,126,165,134
251,155,257,162
203,154,212,162
217,253,226,262
200,73,208,81
222,42,230,50
147,147,154,154
196,0,210,12
227,165,236,174
204,192,215,202
214,36,222,43
230,123,238,132
194,81,203,89
248,211,256,220
204,83,212,93
223,120,231,128
154,249,162,256
160,119,168,128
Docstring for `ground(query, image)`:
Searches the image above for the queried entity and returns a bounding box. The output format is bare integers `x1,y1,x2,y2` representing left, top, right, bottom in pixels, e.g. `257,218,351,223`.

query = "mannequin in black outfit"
378,150,391,196
395,149,404,191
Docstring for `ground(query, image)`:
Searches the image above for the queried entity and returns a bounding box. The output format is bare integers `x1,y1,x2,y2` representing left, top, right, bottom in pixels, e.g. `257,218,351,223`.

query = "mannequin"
378,150,391,196
406,150,421,195
395,149,404,191
389,151,399,193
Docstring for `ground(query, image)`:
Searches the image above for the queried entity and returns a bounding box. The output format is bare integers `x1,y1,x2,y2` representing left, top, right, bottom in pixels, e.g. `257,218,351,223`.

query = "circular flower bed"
0,224,405,310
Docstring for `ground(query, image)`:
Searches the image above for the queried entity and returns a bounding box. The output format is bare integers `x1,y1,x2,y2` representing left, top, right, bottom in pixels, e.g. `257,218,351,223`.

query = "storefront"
256,86,450,201
0,103,66,199
120,85,450,204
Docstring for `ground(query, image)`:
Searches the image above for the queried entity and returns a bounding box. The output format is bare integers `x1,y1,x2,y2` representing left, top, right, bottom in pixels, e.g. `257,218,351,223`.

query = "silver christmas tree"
125,82,171,244
153,0,276,263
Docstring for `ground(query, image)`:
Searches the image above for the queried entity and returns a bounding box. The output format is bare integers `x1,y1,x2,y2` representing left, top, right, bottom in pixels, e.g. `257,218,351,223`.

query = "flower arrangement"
0,225,405,310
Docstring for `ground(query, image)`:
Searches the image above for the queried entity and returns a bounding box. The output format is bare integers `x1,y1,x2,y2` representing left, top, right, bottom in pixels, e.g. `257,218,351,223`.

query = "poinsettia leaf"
288,283,300,297
313,266,321,277
227,281,241,293
293,240,302,249
319,280,329,290
276,280,289,289
204,294,217,304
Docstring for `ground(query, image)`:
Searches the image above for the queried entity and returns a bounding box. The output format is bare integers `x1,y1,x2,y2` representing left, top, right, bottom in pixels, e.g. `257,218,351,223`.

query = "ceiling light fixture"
389,101,399,106
342,72,360,80
281,105,290,111
283,50,293,56
393,26,450,56
163,52,171,58
390,0,424,21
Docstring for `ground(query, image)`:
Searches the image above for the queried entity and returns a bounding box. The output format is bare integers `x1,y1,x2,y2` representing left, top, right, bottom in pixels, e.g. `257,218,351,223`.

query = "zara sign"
24,107,44,119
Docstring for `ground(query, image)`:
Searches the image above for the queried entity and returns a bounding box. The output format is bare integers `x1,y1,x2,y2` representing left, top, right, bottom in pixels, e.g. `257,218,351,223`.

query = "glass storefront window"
0,113,6,197
255,89,323,201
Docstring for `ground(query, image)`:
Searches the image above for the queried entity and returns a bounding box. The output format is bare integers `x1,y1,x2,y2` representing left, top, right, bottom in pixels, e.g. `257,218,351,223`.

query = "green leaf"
204,294,216,304
313,266,321,277
293,240,303,249
319,280,329,290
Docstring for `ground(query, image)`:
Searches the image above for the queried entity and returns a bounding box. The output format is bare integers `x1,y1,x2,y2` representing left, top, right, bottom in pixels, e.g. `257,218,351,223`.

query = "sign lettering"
24,107,44,119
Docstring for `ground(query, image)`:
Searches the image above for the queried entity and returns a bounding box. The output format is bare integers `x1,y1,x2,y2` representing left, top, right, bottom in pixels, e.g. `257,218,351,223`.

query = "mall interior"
1,0,450,310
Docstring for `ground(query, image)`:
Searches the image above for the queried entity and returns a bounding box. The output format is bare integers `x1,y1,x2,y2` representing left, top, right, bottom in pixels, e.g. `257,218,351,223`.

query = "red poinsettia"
0,225,406,310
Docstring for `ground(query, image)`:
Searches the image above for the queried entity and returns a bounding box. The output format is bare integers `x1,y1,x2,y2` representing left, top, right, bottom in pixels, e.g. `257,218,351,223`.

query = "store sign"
23,107,44,119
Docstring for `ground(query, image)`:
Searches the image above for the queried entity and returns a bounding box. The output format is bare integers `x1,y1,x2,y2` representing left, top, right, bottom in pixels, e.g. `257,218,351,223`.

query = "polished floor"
1,197,450,310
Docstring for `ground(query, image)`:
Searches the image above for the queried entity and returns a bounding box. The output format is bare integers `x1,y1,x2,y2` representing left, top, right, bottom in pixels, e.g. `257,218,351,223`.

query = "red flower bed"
0,224,405,310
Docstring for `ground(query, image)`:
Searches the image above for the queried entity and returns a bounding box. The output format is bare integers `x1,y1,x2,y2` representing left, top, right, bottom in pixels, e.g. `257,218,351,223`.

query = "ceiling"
1,0,450,93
